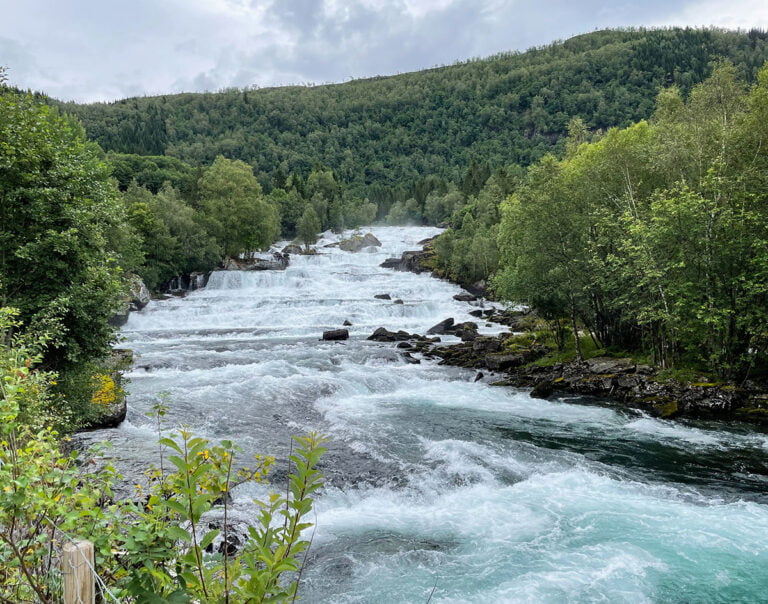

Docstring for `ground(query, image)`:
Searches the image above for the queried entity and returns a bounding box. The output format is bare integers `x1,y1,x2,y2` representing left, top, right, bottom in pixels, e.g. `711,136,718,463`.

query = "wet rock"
110,275,152,326
222,253,289,271
401,352,421,364
367,327,421,342
427,318,454,335
453,293,477,302
469,309,484,318
530,379,554,399
456,328,478,342
343,319,352,326
473,372,484,382
380,250,433,274
393,299,404,305
374,293,391,300
473,337,501,353
339,232,382,252
396,342,413,349
282,243,303,255
322,329,349,341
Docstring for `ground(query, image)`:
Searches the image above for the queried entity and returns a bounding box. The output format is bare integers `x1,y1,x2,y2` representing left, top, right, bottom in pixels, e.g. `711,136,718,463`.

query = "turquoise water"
99,227,768,603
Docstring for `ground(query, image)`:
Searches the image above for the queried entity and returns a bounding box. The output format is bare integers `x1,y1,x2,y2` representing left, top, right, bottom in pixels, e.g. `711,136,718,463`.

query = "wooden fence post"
62,540,95,604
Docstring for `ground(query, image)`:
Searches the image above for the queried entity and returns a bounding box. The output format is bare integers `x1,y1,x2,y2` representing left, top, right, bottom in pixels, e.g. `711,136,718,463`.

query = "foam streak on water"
100,227,767,603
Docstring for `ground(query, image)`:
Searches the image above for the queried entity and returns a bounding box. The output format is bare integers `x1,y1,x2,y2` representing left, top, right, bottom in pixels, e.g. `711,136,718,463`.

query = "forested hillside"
62,28,768,203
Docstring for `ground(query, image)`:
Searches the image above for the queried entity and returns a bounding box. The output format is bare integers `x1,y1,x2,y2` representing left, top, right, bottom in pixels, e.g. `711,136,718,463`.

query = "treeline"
438,63,768,379
61,28,768,208
116,157,377,289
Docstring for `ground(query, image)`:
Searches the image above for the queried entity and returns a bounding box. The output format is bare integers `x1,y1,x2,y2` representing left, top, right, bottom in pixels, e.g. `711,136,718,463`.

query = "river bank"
381,237,768,427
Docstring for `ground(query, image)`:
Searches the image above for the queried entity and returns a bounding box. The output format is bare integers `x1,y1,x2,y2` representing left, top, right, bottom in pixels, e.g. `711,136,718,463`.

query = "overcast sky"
2,0,768,103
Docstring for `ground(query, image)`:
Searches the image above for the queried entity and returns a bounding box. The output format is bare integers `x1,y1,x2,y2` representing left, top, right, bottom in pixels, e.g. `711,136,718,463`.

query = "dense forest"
61,28,768,208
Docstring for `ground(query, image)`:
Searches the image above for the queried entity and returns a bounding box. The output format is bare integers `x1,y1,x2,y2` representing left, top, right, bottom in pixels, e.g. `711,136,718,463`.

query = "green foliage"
199,156,280,258
60,29,768,203
123,182,221,289
0,312,327,602
0,93,128,382
494,62,768,378
296,205,322,251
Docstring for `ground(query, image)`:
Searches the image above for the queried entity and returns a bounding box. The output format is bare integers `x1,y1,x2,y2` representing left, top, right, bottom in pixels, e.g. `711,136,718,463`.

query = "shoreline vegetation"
381,238,768,427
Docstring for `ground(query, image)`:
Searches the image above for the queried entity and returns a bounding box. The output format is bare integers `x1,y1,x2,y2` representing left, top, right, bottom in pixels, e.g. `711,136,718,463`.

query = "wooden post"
62,540,95,604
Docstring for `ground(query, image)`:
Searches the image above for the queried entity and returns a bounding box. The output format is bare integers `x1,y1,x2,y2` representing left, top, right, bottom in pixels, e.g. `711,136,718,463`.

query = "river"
90,226,768,603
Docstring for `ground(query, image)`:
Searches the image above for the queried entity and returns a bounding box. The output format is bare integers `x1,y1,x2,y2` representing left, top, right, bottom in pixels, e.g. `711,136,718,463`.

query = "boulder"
322,329,349,341
485,353,528,371
109,275,151,326
222,253,289,271
129,276,151,311
530,379,554,399
453,293,477,302
401,352,421,365
427,318,454,335
584,357,636,375
374,293,392,300
282,243,303,255
473,337,502,353
367,327,420,342
343,320,353,326
456,328,478,342
393,299,404,305
339,233,382,252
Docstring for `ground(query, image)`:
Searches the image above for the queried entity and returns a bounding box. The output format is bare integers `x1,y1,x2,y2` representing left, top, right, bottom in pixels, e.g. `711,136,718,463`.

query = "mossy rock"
654,399,679,418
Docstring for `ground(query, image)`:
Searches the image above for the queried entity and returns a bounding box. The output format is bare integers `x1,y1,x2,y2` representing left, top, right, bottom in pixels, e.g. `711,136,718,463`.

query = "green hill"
61,28,768,201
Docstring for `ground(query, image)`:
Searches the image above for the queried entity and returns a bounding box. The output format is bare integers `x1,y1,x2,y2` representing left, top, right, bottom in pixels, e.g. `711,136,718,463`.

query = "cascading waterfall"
88,226,768,603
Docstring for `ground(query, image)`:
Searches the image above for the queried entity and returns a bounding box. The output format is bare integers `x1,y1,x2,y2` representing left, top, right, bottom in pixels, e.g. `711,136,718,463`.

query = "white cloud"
655,0,768,29
1,0,766,102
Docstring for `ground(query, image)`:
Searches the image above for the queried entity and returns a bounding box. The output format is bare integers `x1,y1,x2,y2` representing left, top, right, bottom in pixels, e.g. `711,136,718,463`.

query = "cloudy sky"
2,0,768,103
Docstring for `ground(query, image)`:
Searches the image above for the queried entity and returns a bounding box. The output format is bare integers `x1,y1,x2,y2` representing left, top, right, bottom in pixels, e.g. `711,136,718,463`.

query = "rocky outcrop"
339,233,382,252
427,318,454,335
380,250,434,274
282,243,303,255
222,253,289,271
424,337,768,425
453,293,477,302
80,349,133,430
367,327,436,343
110,275,152,327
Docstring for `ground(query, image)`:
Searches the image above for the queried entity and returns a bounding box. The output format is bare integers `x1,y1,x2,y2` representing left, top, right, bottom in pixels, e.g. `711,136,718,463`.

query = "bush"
0,308,326,602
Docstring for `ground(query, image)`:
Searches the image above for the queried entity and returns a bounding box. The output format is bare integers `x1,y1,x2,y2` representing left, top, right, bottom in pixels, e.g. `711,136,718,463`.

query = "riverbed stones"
282,243,303,254
339,232,382,252
427,318,454,335
322,329,349,341
401,352,421,364
367,327,425,342
453,293,477,302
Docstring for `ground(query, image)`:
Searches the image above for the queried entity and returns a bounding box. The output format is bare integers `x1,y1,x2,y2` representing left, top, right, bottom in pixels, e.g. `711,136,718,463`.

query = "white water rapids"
91,226,768,602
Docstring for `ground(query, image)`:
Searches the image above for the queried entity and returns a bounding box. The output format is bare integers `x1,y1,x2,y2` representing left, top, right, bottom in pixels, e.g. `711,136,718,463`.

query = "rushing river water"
92,226,768,603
